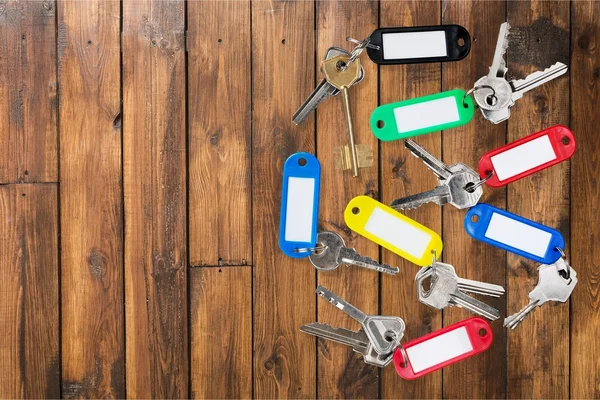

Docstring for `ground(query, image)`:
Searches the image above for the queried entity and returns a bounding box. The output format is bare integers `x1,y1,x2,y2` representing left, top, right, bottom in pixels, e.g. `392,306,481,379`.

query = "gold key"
322,55,373,177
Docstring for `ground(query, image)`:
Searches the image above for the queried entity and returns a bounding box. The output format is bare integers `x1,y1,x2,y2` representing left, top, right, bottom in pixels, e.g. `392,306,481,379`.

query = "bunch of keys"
415,252,505,320
391,125,576,210
301,286,493,379
293,25,472,176
371,22,568,141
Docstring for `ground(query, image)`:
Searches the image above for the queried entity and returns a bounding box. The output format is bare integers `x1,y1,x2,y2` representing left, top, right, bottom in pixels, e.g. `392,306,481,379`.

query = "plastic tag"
464,203,564,264
366,25,471,65
479,125,576,187
279,153,321,258
393,317,492,380
370,90,474,141
344,196,442,266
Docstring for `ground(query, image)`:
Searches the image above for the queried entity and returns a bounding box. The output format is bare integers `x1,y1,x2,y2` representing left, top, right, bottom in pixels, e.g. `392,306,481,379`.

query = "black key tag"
366,25,471,65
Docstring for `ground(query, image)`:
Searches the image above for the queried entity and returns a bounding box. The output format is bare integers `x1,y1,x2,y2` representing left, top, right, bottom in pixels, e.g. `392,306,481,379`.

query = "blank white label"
382,31,448,60
484,213,552,257
284,177,315,242
491,135,557,181
406,327,473,373
393,96,459,134
363,207,431,259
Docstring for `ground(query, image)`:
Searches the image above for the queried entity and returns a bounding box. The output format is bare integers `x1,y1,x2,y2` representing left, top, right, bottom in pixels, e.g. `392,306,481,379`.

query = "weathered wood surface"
122,0,188,397
0,0,597,398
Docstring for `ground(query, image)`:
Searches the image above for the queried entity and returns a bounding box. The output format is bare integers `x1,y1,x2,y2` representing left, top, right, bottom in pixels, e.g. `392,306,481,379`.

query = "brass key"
322,55,372,177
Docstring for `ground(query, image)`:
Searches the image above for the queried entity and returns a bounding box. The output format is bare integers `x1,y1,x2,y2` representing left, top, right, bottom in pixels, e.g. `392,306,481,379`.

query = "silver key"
416,265,502,320
316,285,405,354
504,259,577,329
292,47,365,125
474,23,568,124
435,262,505,298
390,140,483,210
299,322,395,367
309,231,399,275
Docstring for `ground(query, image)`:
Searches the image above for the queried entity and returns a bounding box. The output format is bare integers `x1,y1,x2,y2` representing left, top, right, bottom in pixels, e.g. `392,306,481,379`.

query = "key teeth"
349,253,400,275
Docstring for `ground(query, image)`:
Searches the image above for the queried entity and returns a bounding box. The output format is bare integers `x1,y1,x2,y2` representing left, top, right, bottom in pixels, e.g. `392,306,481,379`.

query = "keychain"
370,22,568,141
391,125,576,211
344,195,442,266
464,203,565,264
278,152,321,258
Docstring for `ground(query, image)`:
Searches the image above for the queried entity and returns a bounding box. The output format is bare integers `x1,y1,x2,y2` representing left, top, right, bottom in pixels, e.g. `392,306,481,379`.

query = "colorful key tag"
464,204,564,264
393,317,492,380
478,125,576,187
370,89,475,141
344,196,442,266
366,25,471,65
279,152,321,258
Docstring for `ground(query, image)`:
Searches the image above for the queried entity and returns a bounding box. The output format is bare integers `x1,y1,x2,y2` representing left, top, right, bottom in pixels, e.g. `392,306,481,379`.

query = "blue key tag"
464,204,564,264
279,152,321,258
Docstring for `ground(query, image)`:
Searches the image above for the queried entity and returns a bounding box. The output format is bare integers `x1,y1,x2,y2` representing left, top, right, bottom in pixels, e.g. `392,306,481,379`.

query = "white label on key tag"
393,96,459,134
491,135,557,181
284,177,315,242
364,208,431,259
406,327,473,373
382,31,447,60
484,213,552,257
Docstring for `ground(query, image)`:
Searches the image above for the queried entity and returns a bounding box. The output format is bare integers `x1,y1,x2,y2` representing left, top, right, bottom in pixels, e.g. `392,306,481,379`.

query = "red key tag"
478,125,576,188
393,317,492,380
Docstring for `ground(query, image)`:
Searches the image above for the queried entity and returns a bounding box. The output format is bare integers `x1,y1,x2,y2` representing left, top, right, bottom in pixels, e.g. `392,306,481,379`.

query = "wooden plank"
190,267,252,399
0,184,59,398
505,3,570,398
571,1,600,398
314,1,379,398
0,0,57,183
122,0,187,397
379,1,443,398
57,0,124,397
441,2,507,397
188,0,251,267
251,0,317,397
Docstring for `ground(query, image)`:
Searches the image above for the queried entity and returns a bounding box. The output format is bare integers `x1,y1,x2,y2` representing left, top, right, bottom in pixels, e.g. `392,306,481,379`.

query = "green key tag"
370,89,475,141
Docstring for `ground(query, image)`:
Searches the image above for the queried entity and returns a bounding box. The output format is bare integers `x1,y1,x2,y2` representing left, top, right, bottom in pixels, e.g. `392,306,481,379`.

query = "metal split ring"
555,247,571,280
294,245,327,254
397,344,409,369
465,171,494,192
463,84,496,108
346,37,380,51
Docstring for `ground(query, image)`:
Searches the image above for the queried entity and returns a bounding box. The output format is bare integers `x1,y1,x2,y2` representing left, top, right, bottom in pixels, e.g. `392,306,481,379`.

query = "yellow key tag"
344,196,443,266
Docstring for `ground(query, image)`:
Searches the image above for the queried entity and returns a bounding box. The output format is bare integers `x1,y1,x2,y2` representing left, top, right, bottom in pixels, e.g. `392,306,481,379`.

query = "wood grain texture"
570,1,600,398
188,0,251,267
506,2,570,398
315,1,379,398
0,0,58,183
0,184,59,398
190,267,252,399
441,2,507,397
58,0,124,397
251,0,317,397
122,1,187,397
378,1,443,398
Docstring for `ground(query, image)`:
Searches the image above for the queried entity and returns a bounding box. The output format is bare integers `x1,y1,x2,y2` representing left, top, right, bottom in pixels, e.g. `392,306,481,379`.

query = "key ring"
346,37,380,51
294,245,328,254
346,36,376,65
463,85,496,108
396,344,409,368
465,171,494,192
555,247,571,280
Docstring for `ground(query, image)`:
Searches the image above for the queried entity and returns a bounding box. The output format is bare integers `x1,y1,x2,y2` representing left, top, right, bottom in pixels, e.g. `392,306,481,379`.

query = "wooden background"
0,0,599,398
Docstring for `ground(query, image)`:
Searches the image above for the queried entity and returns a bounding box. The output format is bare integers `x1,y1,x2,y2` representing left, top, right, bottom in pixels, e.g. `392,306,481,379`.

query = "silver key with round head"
416,265,501,320
299,322,396,367
504,259,577,329
316,285,405,354
292,47,365,125
309,231,399,275
390,140,483,210
474,23,568,124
